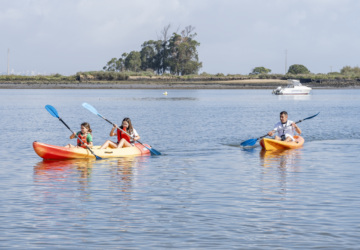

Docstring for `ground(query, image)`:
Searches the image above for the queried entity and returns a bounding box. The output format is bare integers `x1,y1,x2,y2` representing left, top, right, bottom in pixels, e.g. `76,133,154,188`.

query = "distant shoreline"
0,79,359,89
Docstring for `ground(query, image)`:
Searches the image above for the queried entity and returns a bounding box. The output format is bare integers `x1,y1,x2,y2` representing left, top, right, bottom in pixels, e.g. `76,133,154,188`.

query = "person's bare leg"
122,141,133,148
100,140,110,149
108,142,118,149
100,140,118,149
274,136,281,141
285,136,293,142
117,139,132,148
64,144,76,148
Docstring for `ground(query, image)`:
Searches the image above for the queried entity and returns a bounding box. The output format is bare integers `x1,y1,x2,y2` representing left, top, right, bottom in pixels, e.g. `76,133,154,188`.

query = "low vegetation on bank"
0,73,77,82
1,66,360,83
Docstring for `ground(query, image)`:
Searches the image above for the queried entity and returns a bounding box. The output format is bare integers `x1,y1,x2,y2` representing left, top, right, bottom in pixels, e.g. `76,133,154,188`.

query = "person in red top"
100,117,140,149
64,122,93,148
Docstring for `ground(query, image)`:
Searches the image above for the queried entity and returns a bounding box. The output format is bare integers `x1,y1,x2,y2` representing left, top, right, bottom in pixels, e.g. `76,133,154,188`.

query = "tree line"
251,64,310,75
251,65,360,75
103,24,202,76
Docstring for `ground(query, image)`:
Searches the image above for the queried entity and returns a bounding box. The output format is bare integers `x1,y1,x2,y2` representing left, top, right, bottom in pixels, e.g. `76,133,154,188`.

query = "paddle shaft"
58,118,101,159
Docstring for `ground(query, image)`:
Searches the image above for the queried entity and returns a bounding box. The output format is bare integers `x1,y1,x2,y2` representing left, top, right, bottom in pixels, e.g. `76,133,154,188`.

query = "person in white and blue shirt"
268,111,302,142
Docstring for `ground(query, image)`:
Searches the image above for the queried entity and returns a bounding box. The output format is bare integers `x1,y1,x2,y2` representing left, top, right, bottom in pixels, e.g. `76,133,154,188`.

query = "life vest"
77,132,89,148
275,121,296,141
117,128,131,144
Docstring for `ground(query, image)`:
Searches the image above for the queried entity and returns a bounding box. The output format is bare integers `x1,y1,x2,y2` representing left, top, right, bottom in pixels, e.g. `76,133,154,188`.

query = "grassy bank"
1,71,360,83
0,74,77,82
76,71,360,81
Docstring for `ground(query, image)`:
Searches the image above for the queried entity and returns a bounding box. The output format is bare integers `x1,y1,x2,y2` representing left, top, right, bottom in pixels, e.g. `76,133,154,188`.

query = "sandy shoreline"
0,79,359,89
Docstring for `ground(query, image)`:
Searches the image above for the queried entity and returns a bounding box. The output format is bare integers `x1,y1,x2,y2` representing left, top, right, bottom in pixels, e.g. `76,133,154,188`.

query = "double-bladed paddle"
45,105,102,160
240,112,320,147
82,102,161,156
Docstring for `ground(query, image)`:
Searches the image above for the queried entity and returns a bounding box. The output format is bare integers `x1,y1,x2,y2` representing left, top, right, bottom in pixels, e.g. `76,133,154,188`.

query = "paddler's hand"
291,122,297,128
70,132,77,139
113,124,117,129
268,131,274,136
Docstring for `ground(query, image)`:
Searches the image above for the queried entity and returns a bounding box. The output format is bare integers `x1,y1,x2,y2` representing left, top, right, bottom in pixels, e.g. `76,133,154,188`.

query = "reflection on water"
33,156,150,218
107,156,150,194
34,157,150,189
278,95,311,101
34,159,94,186
259,149,303,198
34,159,96,214
260,149,302,169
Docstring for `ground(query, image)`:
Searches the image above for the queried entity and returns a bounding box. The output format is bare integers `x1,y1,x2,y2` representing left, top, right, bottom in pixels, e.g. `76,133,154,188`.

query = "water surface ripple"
0,89,359,249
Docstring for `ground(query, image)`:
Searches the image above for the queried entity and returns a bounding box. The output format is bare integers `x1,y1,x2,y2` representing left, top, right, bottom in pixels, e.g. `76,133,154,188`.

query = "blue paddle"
82,103,162,156
240,112,320,147
45,105,102,160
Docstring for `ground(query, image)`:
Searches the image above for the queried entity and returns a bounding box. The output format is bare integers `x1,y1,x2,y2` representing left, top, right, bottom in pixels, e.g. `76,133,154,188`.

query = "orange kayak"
260,135,304,151
33,141,151,160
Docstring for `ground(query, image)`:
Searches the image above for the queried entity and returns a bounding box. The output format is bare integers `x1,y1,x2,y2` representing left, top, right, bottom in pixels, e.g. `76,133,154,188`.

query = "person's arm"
110,124,117,136
87,134,93,147
70,132,77,139
268,125,278,137
132,129,140,141
292,122,301,135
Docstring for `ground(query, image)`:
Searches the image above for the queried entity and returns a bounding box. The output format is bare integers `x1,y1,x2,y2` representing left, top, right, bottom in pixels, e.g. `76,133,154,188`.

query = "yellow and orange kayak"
33,141,151,160
259,135,304,151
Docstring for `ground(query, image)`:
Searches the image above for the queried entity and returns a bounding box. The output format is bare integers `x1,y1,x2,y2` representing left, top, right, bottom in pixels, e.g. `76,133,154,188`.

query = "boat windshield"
287,79,302,88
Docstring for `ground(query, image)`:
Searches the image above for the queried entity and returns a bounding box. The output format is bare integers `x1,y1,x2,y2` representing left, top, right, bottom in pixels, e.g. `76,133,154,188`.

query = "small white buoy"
163,91,168,95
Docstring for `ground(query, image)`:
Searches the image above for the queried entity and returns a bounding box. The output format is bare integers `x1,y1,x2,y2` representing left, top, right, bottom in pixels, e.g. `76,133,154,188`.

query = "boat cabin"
287,79,302,88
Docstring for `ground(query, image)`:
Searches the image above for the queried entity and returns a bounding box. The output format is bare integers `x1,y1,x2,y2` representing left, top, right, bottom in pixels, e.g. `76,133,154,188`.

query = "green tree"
340,66,360,74
251,67,271,75
103,53,127,71
287,64,310,74
168,26,202,75
103,58,118,71
140,40,163,73
125,51,141,72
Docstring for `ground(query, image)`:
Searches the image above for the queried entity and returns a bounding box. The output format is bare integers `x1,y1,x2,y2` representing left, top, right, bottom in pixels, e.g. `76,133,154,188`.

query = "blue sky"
1,0,359,75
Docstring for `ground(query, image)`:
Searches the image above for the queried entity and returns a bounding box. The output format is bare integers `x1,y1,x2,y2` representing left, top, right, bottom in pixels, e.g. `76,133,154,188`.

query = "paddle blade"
82,102,100,116
45,105,59,118
303,112,320,121
95,155,102,160
149,148,162,155
140,142,161,155
240,138,258,147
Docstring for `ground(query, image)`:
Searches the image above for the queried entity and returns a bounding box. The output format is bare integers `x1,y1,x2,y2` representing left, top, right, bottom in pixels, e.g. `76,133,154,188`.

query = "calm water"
0,89,359,249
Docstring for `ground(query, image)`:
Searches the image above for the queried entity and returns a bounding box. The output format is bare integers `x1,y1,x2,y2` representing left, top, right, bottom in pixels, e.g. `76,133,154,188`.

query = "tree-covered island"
103,25,202,76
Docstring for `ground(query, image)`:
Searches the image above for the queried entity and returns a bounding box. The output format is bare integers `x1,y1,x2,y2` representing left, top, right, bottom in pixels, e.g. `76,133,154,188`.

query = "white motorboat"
272,79,312,95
